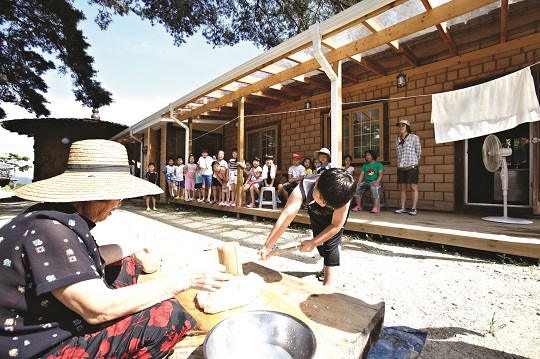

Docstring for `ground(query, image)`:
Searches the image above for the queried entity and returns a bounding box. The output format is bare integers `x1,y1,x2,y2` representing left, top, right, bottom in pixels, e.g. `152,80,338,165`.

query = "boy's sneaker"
255,198,260,203
276,198,282,204
351,205,362,212
146,207,151,211
371,208,379,213
152,207,157,211
395,208,407,214
409,208,417,216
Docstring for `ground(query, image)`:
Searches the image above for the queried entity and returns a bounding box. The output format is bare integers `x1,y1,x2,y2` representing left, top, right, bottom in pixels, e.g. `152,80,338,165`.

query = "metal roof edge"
127,0,394,131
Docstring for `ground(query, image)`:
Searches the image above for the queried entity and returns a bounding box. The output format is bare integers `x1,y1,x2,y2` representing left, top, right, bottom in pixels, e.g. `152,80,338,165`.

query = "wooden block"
217,242,243,276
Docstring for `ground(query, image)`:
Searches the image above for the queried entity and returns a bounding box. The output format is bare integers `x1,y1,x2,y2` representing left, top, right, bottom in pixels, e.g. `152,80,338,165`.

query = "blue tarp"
367,326,428,359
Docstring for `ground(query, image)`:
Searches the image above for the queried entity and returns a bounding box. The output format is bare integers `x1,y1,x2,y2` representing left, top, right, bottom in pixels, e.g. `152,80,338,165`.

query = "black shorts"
282,182,298,193
211,177,221,187
397,167,419,184
195,182,202,189
315,228,344,267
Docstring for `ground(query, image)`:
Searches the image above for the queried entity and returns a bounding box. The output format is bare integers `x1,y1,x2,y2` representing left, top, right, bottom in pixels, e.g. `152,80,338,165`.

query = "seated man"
352,150,384,213
277,152,306,203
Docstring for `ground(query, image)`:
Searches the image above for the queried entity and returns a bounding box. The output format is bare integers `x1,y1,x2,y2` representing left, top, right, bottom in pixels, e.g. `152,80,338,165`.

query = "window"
323,102,386,162
246,125,278,161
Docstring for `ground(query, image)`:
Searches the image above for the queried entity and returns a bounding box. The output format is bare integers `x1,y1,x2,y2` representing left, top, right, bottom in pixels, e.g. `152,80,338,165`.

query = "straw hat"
15,139,163,202
396,118,410,126
313,147,331,160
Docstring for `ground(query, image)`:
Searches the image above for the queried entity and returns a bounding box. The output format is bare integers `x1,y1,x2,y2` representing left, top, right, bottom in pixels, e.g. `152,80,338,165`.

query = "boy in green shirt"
352,150,384,213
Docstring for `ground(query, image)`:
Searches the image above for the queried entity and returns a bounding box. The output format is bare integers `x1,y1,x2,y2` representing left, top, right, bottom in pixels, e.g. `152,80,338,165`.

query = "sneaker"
371,208,379,213
247,202,256,208
152,207,157,211
316,270,325,282
197,199,203,203
255,198,260,203
395,208,407,214
276,198,282,204
351,205,362,212
231,201,236,207
146,208,151,211
409,208,417,216
174,196,180,200
180,196,184,200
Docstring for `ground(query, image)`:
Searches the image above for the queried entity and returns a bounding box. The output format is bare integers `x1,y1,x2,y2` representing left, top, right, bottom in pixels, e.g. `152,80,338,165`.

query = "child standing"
195,169,204,202
174,156,185,200
228,147,245,207
145,162,159,211
197,149,213,203
184,154,197,201
163,158,176,200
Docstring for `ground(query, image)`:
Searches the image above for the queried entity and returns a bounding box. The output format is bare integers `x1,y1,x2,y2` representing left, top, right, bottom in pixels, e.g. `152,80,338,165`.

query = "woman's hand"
188,264,232,292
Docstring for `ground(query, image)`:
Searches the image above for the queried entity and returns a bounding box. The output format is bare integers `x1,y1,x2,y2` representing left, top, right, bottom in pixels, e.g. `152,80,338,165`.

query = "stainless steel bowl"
203,310,317,359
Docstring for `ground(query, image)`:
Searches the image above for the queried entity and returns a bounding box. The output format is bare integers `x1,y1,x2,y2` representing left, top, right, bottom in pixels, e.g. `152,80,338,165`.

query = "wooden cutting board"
175,261,385,359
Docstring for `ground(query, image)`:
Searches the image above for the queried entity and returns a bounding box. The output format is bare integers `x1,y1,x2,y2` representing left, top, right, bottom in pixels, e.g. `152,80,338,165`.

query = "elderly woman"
0,140,231,359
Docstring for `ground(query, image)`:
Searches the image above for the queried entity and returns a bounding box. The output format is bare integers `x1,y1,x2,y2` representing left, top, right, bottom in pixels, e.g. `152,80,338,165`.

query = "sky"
1,1,263,178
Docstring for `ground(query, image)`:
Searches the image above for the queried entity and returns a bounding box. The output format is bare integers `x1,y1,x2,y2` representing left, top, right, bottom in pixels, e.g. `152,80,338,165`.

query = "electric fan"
481,134,532,224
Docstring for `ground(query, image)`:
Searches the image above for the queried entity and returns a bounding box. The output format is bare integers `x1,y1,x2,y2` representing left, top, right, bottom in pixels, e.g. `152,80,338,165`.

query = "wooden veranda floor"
178,200,540,259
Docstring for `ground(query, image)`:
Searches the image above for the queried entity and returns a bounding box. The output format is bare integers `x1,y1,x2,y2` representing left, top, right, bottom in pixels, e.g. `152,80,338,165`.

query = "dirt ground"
1,198,539,358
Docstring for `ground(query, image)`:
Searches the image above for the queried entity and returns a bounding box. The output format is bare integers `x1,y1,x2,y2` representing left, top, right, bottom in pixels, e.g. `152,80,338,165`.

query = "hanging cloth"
431,67,540,143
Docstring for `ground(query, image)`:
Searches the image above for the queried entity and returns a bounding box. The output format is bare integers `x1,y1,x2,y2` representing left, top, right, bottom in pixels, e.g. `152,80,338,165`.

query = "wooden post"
237,97,245,207
333,60,343,169
188,118,193,156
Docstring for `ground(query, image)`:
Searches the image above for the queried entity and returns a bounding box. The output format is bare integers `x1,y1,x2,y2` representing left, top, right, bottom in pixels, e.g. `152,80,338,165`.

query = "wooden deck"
175,200,540,259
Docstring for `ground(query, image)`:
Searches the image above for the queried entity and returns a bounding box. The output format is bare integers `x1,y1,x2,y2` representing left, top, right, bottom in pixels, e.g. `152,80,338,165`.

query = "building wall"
224,46,539,212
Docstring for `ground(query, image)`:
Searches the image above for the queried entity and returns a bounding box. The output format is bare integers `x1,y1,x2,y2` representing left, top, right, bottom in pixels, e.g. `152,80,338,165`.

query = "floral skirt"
43,257,195,359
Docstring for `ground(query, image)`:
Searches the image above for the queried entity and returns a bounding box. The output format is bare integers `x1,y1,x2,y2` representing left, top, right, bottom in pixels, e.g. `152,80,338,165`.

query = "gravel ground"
1,197,539,358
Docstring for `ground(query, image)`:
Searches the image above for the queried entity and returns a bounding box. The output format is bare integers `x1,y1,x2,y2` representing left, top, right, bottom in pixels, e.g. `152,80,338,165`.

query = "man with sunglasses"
395,119,422,215
258,168,356,287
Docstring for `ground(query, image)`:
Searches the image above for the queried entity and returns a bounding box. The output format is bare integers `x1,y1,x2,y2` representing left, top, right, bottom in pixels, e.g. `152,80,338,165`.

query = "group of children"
145,146,385,213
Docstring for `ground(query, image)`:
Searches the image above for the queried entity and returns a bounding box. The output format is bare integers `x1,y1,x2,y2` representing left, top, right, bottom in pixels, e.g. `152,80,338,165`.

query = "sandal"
316,270,324,282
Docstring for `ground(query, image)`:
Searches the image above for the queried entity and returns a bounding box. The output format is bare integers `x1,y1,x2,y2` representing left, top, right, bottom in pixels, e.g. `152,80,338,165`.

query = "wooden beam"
279,85,312,97
173,0,498,122
501,0,509,43
420,0,458,56
254,32,540,117
305,77,330,89
255,90,297,102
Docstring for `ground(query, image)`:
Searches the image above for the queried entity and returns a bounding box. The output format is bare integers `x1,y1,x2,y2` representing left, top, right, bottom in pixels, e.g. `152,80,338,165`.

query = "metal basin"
203,310,317,359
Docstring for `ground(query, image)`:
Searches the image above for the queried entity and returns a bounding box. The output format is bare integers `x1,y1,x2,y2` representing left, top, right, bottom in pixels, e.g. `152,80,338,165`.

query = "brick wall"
224,45,539,212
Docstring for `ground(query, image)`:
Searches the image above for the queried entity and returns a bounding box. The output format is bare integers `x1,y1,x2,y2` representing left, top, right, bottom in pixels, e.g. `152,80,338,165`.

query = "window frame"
245,122,280,162
322,101,388,163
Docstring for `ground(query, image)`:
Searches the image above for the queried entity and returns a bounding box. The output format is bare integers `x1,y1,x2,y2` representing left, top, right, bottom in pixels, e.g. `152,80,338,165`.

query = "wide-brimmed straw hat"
313,147,331,160
15,139,163,202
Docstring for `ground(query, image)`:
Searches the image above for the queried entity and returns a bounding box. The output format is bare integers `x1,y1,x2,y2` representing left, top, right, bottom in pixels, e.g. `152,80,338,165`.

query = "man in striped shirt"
395,119,422,216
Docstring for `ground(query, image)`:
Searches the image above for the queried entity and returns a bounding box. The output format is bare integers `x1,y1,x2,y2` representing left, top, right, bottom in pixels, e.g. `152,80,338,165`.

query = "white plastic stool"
259,187,277,209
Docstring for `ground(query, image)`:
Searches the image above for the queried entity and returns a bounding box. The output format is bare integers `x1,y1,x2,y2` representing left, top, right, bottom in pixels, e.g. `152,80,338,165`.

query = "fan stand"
482,159,533,224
